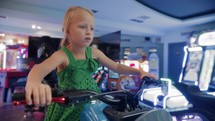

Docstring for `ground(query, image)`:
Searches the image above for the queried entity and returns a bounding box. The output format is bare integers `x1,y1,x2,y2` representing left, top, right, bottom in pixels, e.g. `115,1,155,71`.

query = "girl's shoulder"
91,47,106,61
50,49,68,61
91,47,100,53
54,49,67,56
51,49,69,70
91,47,100,58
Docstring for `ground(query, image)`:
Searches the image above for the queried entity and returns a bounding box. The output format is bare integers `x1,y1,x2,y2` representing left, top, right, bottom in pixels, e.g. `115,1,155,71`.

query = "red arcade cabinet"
0,44,28,102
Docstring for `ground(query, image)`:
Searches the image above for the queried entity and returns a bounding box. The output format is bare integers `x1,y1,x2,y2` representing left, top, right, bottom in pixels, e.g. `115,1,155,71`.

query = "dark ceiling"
136,0,215,20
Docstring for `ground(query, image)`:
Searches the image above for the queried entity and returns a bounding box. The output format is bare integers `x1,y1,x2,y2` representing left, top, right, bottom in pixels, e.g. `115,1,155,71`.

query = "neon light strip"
179,46,188,83
187,47,202,51
3,50,6,69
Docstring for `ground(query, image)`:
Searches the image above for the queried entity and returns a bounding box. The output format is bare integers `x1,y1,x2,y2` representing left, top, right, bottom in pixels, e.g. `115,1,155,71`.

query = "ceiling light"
32,24,42,30
130,19,144,23
0,33,5,36
37,26,41,29
32,25,36,29
0,15,7,19
138,15,150,20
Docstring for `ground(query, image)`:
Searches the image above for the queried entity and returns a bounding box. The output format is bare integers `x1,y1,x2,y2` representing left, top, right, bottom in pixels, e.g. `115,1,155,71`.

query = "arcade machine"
107,68,120,91
198,32,215,92
121,50,150,92
0,44,29,103
174,31,215,121
107,60,149,92
141,32,215,120
177,31,215,92
120,60,142,91
139,47,190,111
0,43,6,87
0,43,6,70
137,48,180,110
139,77,190,111
148,48,159,79
93,66,109,92
169,44,207,120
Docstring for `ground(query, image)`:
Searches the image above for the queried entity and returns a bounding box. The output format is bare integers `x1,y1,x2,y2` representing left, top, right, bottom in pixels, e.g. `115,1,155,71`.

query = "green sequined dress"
45,47,101,121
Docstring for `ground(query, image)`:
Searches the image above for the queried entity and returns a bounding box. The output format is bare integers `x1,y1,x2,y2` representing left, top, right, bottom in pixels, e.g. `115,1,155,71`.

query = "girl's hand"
138,66,157,80
25,81,52,107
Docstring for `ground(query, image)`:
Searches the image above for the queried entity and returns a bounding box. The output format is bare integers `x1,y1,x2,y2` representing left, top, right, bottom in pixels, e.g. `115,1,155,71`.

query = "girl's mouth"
85,37,91,41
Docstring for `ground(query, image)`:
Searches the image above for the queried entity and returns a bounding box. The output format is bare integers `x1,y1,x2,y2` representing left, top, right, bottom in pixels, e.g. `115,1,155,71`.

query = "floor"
0,87,45,121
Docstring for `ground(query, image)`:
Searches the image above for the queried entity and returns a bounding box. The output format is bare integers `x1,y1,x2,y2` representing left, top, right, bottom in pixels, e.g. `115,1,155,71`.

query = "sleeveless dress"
45,47,101,121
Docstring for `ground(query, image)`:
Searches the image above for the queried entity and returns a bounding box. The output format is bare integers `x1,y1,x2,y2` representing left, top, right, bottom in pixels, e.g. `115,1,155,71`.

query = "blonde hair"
61,6,94,47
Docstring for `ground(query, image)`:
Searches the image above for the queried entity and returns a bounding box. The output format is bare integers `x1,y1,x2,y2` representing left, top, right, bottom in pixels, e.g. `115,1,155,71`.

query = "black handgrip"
142,76,160,85
12,92,26,101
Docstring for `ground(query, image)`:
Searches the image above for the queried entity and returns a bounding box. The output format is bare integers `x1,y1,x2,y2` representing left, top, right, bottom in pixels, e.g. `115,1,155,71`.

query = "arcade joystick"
139,76,161,89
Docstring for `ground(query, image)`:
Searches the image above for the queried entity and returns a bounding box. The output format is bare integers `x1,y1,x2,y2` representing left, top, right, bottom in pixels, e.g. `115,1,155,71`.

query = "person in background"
25,6,156,121
37,36,59,88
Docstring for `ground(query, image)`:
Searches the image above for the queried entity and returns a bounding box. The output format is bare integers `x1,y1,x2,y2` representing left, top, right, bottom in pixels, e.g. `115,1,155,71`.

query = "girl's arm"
92,48,156,79
25,50,67,107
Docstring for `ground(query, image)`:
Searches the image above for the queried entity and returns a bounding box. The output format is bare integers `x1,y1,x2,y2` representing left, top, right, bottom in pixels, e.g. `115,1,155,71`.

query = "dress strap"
86,47,92,59
61,47,75,62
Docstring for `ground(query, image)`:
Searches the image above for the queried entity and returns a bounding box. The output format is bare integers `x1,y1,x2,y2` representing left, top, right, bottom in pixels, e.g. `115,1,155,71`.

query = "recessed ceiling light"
130,19,144,23
0,15,7,19
37,26,41,29
32,24,42,30
138,15,150,20
32,24,36,29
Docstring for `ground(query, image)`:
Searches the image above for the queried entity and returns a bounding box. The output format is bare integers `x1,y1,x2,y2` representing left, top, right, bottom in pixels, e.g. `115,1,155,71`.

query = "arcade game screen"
120,60,140,69
209,64,215,89
108,69,120,91
183,50,203,84
119,60,141,91
199,50,215,91
108,69,119,79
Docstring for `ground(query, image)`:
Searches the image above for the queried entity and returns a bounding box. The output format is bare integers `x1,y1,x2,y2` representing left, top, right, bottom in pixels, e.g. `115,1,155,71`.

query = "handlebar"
12,89,133,107
12,76,158,111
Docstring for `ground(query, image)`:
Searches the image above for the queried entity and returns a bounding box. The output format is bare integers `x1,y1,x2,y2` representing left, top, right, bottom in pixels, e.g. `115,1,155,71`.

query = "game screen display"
199,50,215,90
119,75,140,90
120,60,140,69
183,51,203,84
108,69,119,79
199,50,215,91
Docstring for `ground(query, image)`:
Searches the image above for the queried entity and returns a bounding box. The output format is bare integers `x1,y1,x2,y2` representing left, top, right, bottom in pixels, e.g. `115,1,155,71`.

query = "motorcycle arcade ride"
12,77,172,121
139,77,191,114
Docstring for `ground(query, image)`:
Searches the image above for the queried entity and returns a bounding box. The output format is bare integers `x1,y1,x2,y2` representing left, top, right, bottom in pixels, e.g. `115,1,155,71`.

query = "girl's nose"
86,27,92,34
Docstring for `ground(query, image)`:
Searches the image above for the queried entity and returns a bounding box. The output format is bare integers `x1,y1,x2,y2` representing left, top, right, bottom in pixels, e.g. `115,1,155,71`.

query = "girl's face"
67,10,94,48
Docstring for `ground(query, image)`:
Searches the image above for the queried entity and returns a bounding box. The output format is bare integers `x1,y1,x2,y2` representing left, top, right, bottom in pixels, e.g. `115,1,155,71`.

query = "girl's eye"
79,25,86,29
79,25,94,31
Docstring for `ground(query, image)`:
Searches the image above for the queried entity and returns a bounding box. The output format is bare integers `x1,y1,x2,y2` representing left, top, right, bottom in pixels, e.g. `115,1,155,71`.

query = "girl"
25,6,156,121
